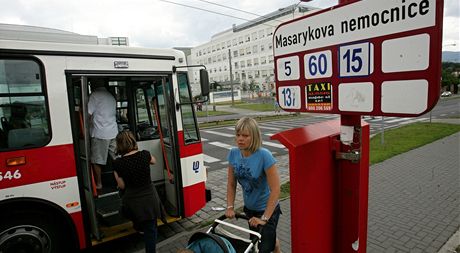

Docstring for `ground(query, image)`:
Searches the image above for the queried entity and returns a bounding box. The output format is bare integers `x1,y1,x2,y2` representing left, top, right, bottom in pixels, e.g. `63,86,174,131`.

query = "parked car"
441,91,452,97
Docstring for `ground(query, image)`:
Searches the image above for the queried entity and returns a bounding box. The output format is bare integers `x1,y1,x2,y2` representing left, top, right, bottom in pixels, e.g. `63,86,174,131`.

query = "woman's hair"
116,131,138,156
235,117,262,153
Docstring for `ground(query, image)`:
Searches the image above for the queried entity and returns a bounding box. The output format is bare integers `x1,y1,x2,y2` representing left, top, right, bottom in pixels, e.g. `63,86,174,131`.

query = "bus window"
177,73,199,143
0,59,50,149
135,87,159,140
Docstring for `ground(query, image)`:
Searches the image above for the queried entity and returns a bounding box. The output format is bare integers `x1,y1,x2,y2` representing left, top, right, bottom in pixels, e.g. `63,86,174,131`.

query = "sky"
0,0,458,51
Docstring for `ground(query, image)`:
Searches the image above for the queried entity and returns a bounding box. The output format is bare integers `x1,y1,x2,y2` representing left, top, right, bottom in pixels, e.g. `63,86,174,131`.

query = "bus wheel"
0,213,69,253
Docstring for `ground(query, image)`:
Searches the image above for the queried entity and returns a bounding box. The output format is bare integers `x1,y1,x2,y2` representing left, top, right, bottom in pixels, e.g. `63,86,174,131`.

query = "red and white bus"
0,39,210,252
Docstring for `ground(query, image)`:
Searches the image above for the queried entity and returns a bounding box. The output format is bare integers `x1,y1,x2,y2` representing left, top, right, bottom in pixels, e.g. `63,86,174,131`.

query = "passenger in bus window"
225,117,282,253
9,102,31,129
113,131,166,253
88,79,118,190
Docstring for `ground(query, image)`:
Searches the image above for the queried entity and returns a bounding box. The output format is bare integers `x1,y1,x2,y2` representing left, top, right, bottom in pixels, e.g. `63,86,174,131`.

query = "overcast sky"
0,0,458,51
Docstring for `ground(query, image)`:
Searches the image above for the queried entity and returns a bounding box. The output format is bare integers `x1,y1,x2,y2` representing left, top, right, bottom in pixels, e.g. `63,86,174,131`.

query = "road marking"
263,141,286,149
203,154,220,163
385,117,411,123
203,130,234,137
264,133,274,137
201,138,208,142
400,118,428,125
259,125,283,131
209,141,233,150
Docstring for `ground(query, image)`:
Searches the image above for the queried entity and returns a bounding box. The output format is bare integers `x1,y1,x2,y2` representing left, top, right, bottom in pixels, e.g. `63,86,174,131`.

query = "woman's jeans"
141,219,157,253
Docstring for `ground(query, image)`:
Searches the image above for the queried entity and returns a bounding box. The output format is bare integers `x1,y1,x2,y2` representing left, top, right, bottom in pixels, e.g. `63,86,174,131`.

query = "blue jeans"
244,204,282,253
141,219,157,253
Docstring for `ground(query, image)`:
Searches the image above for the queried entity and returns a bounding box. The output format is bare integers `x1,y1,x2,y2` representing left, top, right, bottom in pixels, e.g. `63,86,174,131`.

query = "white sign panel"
276,56,300,81
278,86,301,109
274,0,435,56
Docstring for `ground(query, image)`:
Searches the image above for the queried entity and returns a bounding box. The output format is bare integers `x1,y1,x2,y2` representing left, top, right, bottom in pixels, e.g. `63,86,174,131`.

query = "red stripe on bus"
177,131,203,158
0,144,77,188
182,182,206,217
70,211,87,249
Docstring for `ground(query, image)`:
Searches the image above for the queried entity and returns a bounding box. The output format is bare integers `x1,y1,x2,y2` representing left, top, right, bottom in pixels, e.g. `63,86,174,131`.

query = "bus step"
95,192,127,226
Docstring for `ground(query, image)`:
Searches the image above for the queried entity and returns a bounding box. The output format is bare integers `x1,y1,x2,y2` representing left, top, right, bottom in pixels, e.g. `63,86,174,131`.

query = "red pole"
336,0,368,250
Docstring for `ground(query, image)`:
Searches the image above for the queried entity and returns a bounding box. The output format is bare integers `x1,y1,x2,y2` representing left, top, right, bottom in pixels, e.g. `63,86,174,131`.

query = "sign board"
273,0,443,116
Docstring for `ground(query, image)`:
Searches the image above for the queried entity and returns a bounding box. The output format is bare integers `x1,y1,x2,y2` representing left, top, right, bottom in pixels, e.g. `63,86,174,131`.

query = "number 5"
284,61,291,76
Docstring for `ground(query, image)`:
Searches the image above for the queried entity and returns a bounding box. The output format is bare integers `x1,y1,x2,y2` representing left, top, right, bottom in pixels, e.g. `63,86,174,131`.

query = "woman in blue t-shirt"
225,117,282,253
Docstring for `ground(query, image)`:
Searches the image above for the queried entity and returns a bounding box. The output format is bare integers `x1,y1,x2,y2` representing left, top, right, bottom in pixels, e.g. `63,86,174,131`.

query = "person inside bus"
225,117,282,253
9,102,31,129
112,130,166,253
88,79,118,190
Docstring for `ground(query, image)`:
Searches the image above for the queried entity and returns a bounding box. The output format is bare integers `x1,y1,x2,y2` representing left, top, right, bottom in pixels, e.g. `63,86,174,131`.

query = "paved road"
201,101,459,173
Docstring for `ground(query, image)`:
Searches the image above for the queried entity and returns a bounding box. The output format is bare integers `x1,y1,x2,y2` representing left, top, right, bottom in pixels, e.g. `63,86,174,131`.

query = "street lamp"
292,0,313,19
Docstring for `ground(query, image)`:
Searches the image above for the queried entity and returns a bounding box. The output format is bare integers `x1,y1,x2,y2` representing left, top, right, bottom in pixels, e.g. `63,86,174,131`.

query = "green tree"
441,62,460,93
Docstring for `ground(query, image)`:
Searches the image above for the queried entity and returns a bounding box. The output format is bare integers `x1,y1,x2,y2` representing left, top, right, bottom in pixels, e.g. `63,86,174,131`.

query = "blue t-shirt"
227,147,277,211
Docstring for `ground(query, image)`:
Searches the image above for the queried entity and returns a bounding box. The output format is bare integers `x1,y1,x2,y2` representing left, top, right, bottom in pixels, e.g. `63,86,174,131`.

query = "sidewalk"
152,117,459,252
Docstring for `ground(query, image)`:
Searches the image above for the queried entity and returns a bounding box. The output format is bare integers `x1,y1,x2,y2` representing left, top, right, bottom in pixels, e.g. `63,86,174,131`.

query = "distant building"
189,4,318,94
0,23,128,46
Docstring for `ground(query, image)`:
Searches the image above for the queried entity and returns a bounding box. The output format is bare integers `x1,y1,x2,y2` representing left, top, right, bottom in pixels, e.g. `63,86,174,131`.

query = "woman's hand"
225,207,235,219
249,217,267,228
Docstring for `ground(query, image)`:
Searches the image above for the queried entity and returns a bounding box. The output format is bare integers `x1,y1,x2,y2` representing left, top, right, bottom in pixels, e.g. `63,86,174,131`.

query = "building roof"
0,23,99,44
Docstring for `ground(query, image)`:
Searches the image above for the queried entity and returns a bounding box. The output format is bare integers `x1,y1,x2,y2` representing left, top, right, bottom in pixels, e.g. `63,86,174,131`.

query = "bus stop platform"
153,127,459,253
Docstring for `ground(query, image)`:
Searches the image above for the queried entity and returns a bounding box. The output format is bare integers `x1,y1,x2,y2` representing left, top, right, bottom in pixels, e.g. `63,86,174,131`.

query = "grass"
233,103,276,112
369,122,460,164
195,110,233,117
279,122,460,196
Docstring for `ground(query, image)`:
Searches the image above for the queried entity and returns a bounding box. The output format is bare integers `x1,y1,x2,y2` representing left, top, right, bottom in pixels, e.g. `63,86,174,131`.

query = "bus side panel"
71,211,87,249
182,182,206,217
0,144,77,188
0,144,86,248
178,131,207,217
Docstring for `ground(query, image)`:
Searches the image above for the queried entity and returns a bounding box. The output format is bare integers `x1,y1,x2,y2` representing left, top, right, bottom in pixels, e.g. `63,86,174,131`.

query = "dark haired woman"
113,130,165,253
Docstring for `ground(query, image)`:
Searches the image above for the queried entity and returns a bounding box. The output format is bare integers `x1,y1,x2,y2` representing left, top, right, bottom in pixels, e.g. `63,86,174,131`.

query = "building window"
232,39,237,46
261,57,267,64
247,59,252,67
233,50,238,57
245,34,250,42
110,37,128,46
260,45,265,52
252,45,258,54
254,58,259,66
245,47,251,55
239,49,245,56
259,30,264,38
266,28,273,36
227,41,231,48
251,32,258,41
268,55,274,63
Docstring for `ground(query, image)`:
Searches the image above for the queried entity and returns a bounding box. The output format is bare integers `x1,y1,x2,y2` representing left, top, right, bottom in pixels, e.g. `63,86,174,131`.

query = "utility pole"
228,48,235,107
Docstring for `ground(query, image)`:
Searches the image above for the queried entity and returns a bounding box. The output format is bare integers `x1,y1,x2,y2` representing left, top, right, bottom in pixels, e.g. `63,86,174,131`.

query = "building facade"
189,4,317,94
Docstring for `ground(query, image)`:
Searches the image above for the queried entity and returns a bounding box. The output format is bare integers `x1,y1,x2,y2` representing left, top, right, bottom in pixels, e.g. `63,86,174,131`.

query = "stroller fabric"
187,232,236,253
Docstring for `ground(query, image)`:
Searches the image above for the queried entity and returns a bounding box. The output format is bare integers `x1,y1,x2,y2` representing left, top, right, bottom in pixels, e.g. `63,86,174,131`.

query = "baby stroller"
186,213,262,253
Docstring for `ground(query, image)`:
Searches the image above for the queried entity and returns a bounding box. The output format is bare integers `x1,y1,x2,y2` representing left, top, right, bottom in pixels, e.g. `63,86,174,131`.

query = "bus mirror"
199,69,210,97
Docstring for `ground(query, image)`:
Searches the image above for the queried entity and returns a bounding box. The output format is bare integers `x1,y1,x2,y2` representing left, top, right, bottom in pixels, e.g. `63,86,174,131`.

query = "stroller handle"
216,212,249,221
